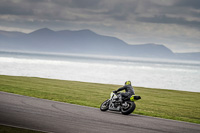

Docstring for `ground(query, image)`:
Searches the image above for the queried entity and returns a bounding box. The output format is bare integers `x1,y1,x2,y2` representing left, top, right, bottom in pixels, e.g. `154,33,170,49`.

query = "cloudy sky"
0,0,200,53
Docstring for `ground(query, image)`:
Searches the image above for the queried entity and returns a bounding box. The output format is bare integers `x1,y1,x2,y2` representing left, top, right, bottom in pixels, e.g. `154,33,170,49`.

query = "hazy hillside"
0,28,199,61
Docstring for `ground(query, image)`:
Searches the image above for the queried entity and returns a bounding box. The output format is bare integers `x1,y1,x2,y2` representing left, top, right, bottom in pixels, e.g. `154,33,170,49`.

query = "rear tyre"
121,102,136,115
100,99,110,111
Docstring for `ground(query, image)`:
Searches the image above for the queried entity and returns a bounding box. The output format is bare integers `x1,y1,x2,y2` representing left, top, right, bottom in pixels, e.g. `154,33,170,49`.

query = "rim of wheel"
101,101,108,109
122,103,130,110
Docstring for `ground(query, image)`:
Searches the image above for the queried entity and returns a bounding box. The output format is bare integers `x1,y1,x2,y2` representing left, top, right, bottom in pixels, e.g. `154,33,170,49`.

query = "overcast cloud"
0,0,200,53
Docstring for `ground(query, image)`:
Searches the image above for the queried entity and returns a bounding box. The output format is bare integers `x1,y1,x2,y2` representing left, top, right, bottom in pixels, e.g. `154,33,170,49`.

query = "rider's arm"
116,86,126,92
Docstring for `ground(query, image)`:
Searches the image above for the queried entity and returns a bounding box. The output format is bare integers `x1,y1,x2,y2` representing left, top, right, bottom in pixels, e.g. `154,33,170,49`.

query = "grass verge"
0,75,200,124
0,125,43,133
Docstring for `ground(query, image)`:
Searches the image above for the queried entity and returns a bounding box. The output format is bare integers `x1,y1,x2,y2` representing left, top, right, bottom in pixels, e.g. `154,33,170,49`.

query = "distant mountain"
0,28,199,61
0,30,25,38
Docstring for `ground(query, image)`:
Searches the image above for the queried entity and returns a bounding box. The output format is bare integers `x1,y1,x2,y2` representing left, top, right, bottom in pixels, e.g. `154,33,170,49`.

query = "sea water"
0,52,200,92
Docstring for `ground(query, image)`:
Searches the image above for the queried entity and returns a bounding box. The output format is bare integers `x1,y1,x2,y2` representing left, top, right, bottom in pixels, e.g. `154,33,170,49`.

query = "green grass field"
0,75,200,124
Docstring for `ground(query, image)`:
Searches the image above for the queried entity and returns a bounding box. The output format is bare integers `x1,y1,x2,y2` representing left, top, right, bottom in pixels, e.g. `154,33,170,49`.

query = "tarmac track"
0,91,200,133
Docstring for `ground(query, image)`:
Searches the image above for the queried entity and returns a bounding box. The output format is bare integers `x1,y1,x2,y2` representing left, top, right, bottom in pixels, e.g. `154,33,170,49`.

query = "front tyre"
100,99,110,111
121,102,136,115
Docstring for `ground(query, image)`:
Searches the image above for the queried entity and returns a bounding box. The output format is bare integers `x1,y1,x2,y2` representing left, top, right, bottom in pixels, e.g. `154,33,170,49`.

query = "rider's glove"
113,90,118,93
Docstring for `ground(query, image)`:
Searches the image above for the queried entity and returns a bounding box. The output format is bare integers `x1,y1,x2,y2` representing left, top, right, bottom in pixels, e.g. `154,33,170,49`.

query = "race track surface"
0,91,200,133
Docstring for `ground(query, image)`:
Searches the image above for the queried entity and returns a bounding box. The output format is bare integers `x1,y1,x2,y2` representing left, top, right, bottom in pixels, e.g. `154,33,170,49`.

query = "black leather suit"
116,85,135,99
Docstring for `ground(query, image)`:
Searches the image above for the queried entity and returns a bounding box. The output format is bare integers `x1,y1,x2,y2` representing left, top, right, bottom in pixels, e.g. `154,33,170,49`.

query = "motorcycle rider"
113,81,135,103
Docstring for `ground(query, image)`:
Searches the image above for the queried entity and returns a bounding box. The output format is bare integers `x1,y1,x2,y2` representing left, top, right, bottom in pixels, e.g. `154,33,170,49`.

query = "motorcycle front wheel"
121,101,136,115
100,99,110,111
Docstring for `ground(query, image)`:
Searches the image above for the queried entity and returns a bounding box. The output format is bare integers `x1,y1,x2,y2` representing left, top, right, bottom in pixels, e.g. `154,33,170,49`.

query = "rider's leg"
120,93,130,102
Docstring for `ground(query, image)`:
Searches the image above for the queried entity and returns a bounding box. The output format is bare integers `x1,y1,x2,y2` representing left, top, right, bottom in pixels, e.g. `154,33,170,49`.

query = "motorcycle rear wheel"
121,102,136,115
100,99,110,111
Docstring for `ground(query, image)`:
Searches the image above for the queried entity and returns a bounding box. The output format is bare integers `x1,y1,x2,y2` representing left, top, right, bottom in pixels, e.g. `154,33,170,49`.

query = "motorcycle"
100,92,141,115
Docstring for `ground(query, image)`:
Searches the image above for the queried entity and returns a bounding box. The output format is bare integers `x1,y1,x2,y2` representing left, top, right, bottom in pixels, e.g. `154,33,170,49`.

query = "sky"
0,0,200,53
